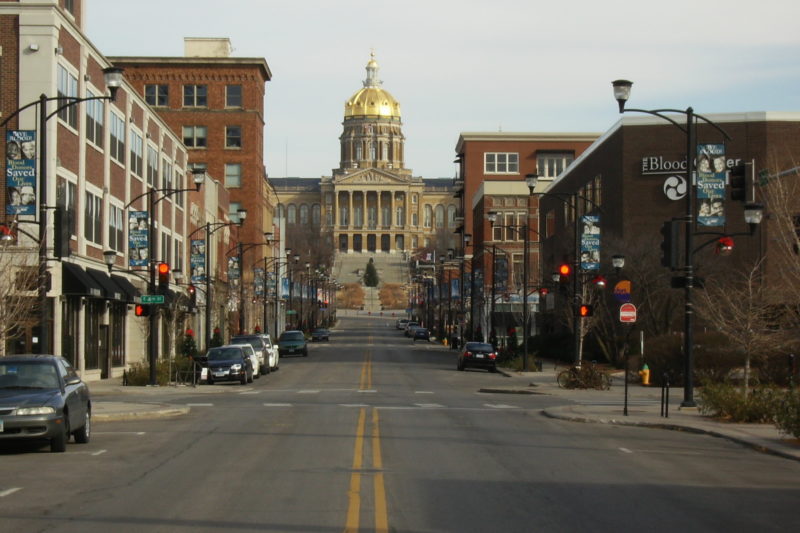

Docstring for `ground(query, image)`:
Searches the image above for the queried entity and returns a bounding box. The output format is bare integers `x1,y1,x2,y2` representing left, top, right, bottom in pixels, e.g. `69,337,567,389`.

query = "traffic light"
659,220,679,270
157,263,170,288
134,304,150,317
188,284,197,308
729,163,747,202
53,207,71,259
558,263,571,283
578,304,593,317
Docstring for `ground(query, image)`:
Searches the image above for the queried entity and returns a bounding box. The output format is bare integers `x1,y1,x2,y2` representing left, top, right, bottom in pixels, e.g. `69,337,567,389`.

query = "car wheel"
51,415,69,453
73,409,91,444
303,349,308,357
247,370,254,383
489,366,498,373
263,361,271,375
240,373,248,385
457,360,465,371
207,377,214,385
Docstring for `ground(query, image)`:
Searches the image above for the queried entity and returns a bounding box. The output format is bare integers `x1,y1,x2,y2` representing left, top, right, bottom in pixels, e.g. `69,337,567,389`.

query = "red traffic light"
579,304,593,317
539,287,549,296
157,263,170,286
716,236,734,255
559,264,571,276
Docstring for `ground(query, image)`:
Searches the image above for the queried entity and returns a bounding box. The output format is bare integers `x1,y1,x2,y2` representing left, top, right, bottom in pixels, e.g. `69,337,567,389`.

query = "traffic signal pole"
148,189,158,386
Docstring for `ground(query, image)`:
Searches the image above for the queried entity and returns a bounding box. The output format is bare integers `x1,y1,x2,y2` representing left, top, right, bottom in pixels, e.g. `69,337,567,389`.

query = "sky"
86,0,800,180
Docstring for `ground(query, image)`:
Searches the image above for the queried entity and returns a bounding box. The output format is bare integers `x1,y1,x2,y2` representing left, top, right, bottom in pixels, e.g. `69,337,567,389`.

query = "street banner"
697,143,726,227
266,271,276,298
580,215,600,270
6,130,37,216
495,256,508,293
451,278,460,299
228,256,240,280
128,211,149,267
190,239,206,283
254,267,264,296
280,277,289,299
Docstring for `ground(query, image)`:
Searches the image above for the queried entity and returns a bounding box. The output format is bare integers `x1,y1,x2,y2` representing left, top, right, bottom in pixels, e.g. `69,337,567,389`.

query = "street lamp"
178,210,246,350
110,167,205,385
1,67,124,355
612,79,763,407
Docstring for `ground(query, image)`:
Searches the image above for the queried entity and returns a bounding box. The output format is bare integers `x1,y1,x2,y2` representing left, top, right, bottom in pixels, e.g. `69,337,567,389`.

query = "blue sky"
86,0,800,179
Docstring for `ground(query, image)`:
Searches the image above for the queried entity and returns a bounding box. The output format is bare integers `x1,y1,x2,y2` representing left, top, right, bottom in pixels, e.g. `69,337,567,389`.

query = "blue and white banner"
697,143,726,227
451,278,460,300
128,211,149,267
253,268,264,296
190,239,206,283
228,256,240,280
580,215,600,270
280,277,289,299
6,130,37,216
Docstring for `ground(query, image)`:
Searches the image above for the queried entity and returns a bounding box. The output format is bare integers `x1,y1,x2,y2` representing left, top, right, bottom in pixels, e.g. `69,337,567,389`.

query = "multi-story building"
453,132,600,339
110,38,276,336
1,0,219,378
272,54,458,258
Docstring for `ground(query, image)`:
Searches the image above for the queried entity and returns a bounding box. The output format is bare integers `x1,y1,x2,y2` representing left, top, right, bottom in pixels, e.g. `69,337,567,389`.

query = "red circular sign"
619,303,637,323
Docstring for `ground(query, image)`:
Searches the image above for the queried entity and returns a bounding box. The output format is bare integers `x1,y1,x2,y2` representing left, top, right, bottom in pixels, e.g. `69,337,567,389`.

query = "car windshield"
280,332,305,341
207,347,242,361
0,361,60,389
465,343,493,352
231,336,264,349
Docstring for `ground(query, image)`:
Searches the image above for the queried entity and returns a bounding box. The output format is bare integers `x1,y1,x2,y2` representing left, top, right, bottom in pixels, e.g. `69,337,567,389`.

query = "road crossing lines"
0,488,22,498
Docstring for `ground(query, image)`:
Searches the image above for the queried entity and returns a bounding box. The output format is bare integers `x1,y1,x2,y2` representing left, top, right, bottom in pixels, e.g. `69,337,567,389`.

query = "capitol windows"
312,205,321,225
396,206,404,226
356,145,363,160
412,236,418,249
412,212,418,226
484,152,518,174
325,193,333,205
424,205,432,228
412,194,418,204
354,206,363,227
299,204,309,224
287,204,297,224
435,205,445,229
447,205,456,228
536,152,574,179
277,204,285,219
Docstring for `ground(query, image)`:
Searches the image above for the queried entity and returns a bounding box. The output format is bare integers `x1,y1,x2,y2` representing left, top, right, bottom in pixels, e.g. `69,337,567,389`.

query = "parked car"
205,345,253,385
404,321,419,337
231,334,269,375
412,327,430,342
0,354,91,453
311,328,330,342
396,318,409,330
229,343,259,381
457,342,499,372
259,334,280,371
278,330,308,357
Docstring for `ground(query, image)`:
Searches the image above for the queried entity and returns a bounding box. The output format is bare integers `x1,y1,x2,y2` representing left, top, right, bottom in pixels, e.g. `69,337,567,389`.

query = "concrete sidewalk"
90,378,217,421
492,364,800,463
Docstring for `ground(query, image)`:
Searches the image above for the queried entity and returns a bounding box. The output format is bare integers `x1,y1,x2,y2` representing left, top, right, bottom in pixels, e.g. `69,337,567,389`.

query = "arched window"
287,204,297,224
299,204,309,224
424,205,432,228
412,212,418,226
277,204,285,219
447,205,457,227
312,204,321,225
435,205,445,228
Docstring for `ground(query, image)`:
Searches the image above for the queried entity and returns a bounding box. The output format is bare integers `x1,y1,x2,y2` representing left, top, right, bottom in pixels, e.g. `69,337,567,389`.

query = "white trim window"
226,85,242,108
108,204,124,252
84,191,102,245
225,163,242,188
147,146,158,186
183,84,207,107
162,159,173,191
182,126,207,148
484,152,518,174
145,84,168,107
57,65,78,128
537,152,574,179
225,126,242,148
109,113,125,164
130,131,143,177
85,90,104,147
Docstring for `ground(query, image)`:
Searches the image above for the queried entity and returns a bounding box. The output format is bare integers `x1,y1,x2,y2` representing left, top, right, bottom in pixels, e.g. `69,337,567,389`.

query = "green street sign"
141,294,165,304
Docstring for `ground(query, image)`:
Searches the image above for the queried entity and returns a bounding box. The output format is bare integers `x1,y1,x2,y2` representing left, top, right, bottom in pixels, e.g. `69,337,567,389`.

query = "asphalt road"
1,314,799,532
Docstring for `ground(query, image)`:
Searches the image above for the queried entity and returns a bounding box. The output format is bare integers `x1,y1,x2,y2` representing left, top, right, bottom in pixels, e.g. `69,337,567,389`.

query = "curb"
542,407,800,463
93,405,190,422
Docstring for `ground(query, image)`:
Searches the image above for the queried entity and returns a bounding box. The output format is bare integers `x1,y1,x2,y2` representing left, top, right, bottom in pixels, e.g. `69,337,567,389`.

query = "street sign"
619,303,637,323
613,280,632,303
141,294,165,304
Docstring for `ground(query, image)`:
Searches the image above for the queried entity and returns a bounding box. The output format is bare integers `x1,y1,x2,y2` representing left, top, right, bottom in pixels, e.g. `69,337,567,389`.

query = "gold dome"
344,54,401,120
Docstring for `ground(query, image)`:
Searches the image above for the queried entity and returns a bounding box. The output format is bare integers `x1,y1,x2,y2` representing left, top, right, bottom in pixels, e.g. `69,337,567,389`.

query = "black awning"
111,274,142,303
86,268,124,301
62,262,103,298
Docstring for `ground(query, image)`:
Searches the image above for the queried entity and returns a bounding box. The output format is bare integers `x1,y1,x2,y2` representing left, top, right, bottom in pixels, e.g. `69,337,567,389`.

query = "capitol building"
270,55,459,255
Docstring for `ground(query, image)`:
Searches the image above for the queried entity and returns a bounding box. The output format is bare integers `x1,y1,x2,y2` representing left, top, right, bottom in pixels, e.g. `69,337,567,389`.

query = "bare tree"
0,242,40,356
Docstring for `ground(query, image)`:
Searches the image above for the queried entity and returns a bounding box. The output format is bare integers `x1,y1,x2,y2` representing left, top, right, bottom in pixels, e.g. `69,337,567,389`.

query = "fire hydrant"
639,363,651,386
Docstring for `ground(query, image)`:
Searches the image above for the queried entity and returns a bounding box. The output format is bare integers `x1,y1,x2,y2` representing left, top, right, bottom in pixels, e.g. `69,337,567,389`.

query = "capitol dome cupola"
339,53,406,172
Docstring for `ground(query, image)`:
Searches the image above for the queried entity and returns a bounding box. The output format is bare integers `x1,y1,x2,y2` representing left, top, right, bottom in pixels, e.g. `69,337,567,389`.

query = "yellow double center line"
344,342,388,532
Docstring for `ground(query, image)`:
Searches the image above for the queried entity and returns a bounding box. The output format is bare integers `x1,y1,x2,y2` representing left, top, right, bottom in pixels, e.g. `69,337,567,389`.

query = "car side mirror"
65,375,81,386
